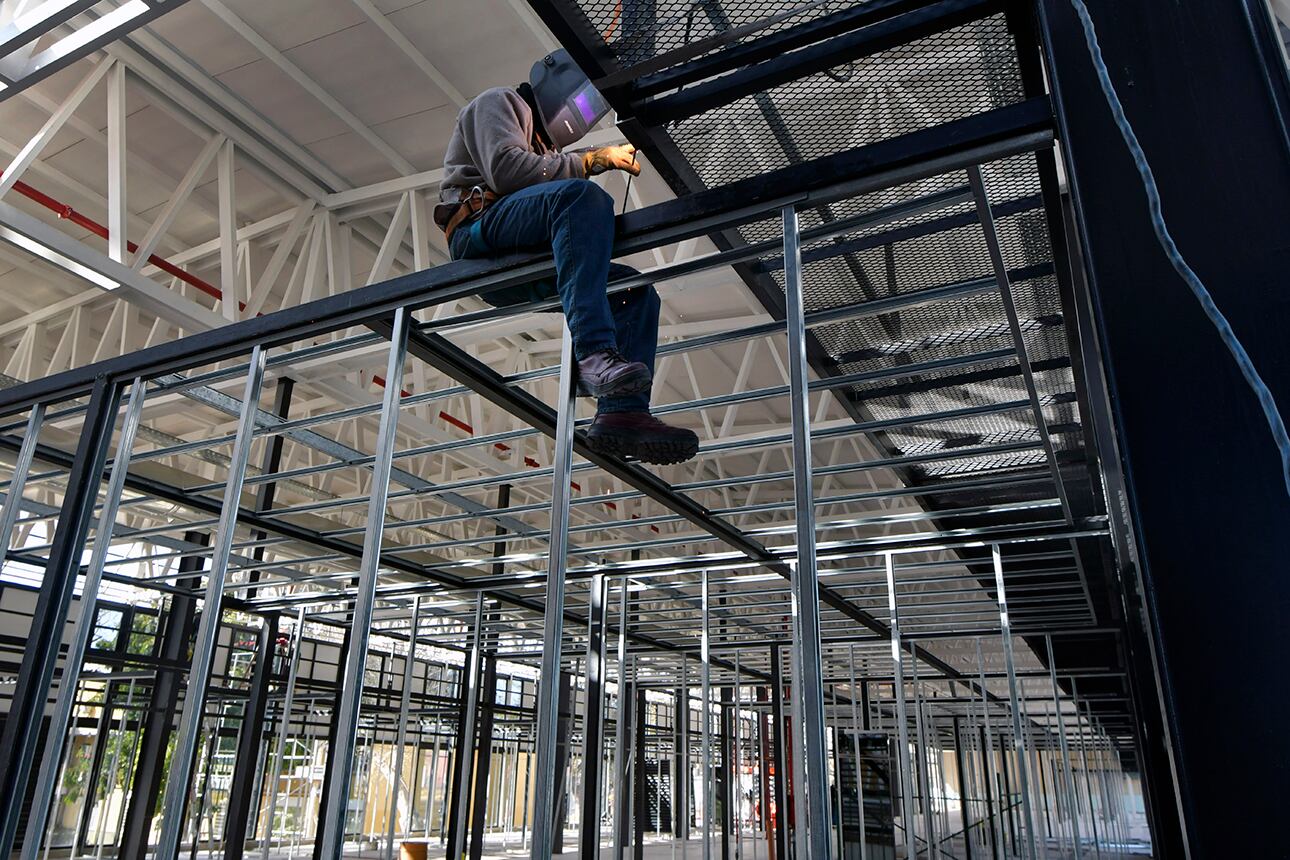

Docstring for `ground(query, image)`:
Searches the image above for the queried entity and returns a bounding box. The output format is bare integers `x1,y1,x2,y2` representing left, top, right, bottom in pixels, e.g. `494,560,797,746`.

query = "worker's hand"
583,144,641,177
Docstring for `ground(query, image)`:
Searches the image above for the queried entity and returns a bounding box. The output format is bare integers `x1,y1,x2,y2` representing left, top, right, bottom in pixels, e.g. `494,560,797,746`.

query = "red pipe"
6,174,244,311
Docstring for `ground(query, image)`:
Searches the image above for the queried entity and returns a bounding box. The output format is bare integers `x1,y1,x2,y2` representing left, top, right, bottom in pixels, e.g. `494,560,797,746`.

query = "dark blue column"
1039,1,1290,855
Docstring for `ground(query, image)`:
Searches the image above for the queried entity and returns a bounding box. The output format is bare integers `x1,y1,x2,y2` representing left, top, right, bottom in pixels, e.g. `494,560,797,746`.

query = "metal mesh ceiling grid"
666,14,1024,188
743,146,1082,483
585,0,876,68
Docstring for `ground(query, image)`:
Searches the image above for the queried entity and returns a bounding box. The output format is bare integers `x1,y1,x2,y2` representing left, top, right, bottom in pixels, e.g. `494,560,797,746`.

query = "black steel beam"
552,671,575,854
626,0,1002,126
0,378,121,860
674,686,689,843
613,0,951,98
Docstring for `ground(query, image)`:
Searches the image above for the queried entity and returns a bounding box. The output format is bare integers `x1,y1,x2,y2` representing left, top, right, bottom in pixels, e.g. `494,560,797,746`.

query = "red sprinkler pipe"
4,173,244,312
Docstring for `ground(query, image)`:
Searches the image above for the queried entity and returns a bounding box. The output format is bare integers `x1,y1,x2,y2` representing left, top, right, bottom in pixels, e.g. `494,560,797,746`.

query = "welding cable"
1070,0,1290,498
621,148,639,214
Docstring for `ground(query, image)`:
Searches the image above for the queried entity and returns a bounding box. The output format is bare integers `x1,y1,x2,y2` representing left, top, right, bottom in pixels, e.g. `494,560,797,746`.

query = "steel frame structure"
0,0,1196,858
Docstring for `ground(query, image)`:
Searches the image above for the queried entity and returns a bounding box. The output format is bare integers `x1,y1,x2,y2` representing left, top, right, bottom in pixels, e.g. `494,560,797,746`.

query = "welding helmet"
529,49,610,149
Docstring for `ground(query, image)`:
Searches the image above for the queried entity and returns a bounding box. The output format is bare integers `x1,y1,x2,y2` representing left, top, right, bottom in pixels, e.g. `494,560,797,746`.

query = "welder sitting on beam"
434,50,699,466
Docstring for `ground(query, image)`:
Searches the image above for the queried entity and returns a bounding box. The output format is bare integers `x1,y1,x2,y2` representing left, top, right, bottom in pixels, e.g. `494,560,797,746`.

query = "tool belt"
441,186,498,245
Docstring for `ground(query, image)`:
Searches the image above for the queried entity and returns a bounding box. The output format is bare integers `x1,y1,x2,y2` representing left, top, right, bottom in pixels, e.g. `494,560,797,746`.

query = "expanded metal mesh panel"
581,0,874,68
738,152,1083,479
669,15,1023,189
739,170,973,245
920,447,1049,478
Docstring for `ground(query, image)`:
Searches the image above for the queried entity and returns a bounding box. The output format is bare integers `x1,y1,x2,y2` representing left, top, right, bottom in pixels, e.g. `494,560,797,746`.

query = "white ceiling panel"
385,0,548,98
214,58,352,149
282,19,451,144
213,0,367,54
142,2,263,77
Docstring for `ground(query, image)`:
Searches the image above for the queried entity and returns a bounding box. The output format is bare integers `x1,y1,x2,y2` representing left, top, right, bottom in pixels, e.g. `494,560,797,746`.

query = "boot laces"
599,347,629,364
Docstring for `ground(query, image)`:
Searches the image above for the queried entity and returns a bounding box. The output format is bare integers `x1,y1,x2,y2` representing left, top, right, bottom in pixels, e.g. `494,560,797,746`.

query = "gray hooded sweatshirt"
434,86,588,228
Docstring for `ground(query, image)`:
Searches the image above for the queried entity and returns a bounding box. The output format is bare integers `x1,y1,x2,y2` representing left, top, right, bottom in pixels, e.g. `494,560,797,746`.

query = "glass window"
127,611,158,656
90,608,123,651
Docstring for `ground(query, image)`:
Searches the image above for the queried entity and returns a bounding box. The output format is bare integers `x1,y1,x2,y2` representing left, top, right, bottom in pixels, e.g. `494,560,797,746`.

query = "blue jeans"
449,178,660,414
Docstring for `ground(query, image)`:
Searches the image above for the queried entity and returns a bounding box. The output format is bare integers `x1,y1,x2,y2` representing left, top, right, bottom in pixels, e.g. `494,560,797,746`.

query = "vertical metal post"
1045,636,1082,857
20,380,145,860
701,569,713,860
314,308,411,858
883,553,916,860
0,378,120,860
910,650,937,855
992,544,1037,859
1071,680,1102,859
154,347,266,860
529,320,578,860
954,717,975,860
117,534,206,860
846,646,867,860
756,686,772,860
427,718,442,839
0,401,44,571
787,604,807,860
680,656,691,856
106,62,127,264
1019,689,1049,860
613,581,633,860
581,574,609,860
217,139,238,320
768,647,788,860
452,596,487,860
469,650,498,859
734,653,744,860
975,640,1003,860
965,702,986,859
781,203,833,860
721,681,733,860
261,608,307,860
634,686,648,860
224,613,280,860
829,690,844,858
386,596,423,859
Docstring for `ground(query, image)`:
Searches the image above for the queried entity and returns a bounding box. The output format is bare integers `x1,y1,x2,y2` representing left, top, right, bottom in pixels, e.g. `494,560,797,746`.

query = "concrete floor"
39,829,1151,859
314,831,1154,859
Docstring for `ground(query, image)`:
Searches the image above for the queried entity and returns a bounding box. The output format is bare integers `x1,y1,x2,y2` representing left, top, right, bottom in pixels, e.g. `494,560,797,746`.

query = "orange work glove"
583,143,641,177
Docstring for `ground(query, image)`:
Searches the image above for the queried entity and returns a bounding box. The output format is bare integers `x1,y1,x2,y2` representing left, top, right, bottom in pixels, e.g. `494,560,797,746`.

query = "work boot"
585,411,700,465
575,348,652,398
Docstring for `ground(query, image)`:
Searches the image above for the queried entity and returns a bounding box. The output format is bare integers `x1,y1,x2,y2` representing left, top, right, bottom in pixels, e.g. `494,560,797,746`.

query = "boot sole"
575,366,653,399
585,426,700,466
